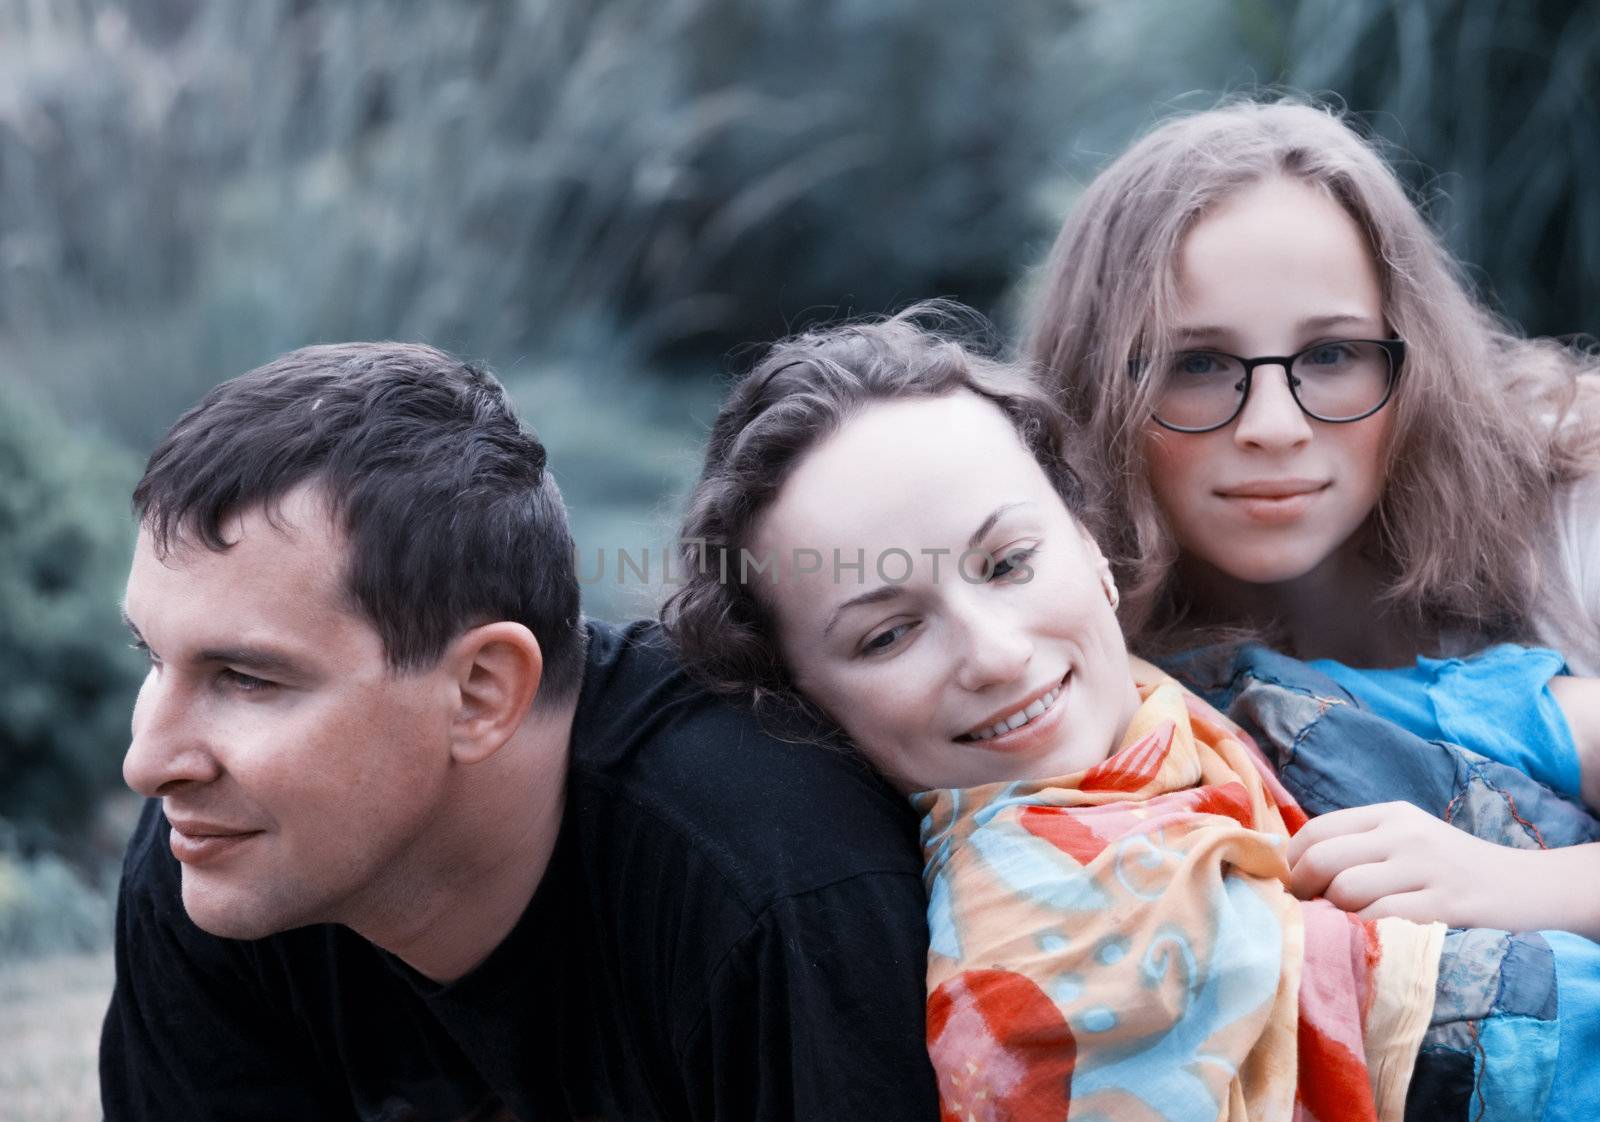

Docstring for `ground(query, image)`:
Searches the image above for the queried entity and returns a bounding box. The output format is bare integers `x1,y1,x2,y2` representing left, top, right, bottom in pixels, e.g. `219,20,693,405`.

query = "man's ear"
443,622,543,765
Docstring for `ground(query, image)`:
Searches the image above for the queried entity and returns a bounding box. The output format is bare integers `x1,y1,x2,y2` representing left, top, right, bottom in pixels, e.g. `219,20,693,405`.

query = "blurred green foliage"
0,381,141,854
0,0,1594,884
1283,0,1600,338
0,845,114,955
0,0,1265,447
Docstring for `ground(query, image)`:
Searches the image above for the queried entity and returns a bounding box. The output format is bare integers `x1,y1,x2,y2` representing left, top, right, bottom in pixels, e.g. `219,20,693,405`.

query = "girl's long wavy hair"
663,302,1091,715
1024,96,1599,653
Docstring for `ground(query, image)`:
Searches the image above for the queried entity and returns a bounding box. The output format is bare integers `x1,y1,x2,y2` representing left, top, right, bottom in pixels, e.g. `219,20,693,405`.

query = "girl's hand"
1285,801,1600,938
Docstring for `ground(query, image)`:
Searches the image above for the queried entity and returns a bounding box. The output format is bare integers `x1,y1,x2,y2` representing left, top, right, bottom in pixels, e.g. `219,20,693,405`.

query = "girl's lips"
1217,483,1329,525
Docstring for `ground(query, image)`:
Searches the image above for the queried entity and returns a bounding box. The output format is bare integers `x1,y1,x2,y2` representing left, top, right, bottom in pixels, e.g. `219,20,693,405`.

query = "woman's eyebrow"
819,502,1038,637
822,584,903,638
968,502,1033,549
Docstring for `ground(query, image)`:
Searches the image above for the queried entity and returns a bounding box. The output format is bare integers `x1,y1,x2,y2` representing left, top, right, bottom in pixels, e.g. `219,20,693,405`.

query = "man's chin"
179,875,302,941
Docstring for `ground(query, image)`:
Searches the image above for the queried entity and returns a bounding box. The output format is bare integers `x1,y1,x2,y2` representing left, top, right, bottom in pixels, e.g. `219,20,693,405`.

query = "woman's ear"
443,622,544,765
1076,522,1120,610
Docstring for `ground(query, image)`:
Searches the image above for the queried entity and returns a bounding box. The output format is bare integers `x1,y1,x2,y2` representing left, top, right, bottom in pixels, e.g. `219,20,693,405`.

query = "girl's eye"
1303,342,1355,367
130,640,161,669
861,622,915,656
1173,351,1222,377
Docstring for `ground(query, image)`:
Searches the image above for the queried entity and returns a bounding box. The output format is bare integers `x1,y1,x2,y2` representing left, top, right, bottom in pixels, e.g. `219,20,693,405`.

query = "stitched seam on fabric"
1462,762,1551,850
1468,1017,1487,1122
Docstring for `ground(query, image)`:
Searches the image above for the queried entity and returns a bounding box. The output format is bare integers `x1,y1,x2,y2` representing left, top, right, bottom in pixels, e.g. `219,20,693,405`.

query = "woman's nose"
953,608,1033,693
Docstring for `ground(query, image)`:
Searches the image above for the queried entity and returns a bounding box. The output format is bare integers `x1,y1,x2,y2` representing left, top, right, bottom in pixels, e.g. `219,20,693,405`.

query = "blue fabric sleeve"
1308,645,1582,799
1538,930,1600,1122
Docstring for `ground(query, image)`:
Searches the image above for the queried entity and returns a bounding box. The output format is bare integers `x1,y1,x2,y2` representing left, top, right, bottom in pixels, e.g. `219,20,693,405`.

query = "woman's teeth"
966,685,1063,742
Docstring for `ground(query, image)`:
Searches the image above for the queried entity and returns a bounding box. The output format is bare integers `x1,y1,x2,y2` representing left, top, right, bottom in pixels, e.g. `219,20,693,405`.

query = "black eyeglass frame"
1141,337,1407,434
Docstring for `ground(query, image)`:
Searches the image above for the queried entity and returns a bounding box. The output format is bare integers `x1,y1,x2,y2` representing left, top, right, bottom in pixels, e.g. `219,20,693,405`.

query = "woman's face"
1142,175,1395,592
753,391,1141,793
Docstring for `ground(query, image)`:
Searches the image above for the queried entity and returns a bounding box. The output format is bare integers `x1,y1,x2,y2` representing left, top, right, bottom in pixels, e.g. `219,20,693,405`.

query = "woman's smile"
956,671,1068,743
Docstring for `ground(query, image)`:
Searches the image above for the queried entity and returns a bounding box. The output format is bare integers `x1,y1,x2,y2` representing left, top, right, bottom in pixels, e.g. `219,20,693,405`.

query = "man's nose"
1232,366,1313,451
952,605,1033,694
123,671,220,797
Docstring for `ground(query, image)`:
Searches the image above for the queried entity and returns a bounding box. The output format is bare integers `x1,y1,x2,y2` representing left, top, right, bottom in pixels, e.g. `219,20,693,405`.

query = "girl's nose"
1232,366,1313,451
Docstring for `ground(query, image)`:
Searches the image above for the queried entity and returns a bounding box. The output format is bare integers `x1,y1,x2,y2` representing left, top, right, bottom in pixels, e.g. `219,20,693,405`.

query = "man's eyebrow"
195,646,307,678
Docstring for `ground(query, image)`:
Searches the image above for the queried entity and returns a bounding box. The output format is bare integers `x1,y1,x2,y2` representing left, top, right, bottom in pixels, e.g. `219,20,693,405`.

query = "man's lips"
167,817,262,865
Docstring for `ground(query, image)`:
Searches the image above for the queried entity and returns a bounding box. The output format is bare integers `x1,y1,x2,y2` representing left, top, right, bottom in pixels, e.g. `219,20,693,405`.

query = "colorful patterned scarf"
912,660,1444,1121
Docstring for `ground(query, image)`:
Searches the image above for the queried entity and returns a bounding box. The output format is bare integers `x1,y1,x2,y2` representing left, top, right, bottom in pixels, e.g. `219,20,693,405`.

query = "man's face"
122,488,461,940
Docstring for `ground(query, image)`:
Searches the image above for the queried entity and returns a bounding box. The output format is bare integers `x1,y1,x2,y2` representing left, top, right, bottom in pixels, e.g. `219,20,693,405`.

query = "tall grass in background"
0,0,1595,948
0,0,1269,444
1283,0,1599,338
0,0,1261,621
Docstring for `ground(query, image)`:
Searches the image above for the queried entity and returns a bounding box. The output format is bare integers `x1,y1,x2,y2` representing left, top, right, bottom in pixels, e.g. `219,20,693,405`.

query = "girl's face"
754,392,1141,793
1143,175,1395,592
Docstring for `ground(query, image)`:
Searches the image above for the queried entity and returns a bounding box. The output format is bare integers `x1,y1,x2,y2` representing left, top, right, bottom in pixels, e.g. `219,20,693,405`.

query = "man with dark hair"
100,343,937,1120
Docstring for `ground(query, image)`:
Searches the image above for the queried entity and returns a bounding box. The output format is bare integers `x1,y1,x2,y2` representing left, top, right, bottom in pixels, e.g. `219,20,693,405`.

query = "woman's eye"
990,547,1036,581
861,622,914,655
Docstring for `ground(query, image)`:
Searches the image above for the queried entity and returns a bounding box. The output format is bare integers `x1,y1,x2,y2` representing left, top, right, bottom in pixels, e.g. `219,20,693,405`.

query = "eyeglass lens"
1154,340,1394,431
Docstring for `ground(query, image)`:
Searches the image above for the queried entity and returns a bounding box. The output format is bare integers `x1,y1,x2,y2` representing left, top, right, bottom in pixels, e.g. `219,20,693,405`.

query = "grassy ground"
0,949,113,1122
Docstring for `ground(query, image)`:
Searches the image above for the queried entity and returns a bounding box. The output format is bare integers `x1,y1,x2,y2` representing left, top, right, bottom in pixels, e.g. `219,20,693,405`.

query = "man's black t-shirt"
100,620,938,1121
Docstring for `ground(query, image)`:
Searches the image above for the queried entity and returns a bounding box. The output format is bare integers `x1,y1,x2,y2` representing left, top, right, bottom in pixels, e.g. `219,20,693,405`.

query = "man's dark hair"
134,342,585,701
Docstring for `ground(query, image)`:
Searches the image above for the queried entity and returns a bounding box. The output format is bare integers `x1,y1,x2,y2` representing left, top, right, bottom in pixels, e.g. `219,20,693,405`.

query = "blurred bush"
0,382,142,855
1283,0,1599,338
0,0,1593,872
0,843,114,956
0,0,1267,448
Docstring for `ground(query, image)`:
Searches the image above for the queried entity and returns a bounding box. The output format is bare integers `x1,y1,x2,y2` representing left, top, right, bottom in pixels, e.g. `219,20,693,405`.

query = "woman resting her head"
1023,95,1600,967
663,309,1600,1121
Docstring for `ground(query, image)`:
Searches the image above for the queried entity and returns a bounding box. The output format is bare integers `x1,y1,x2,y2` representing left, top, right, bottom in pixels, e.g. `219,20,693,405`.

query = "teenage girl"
1023,98,1600,939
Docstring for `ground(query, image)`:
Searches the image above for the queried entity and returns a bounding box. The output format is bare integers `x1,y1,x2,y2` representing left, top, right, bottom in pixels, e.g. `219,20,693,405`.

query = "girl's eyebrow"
1171,315,1375,347
819,501,1036,638
1296,313,1373,332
